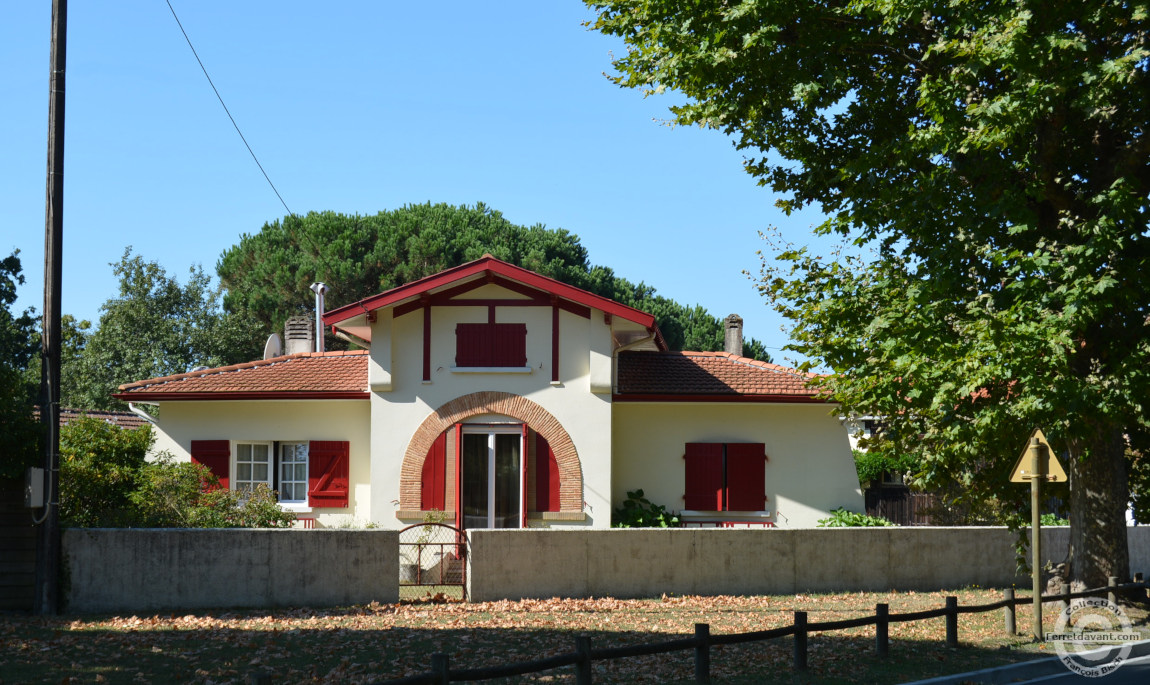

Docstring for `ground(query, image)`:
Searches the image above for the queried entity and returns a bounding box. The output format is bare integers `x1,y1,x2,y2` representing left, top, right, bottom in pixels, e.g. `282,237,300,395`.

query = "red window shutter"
455,323,527,366
421,432,447,510
308,440,350,508
684,443,724,510
491,323,527,366
534,433,560,513
725,443,767,511
456,324,488,366
190,440,230,489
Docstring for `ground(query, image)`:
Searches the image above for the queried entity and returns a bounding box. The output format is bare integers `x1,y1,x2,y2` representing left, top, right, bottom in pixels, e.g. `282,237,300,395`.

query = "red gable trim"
324,256,664,348
611,393,831,404
111,391,370,402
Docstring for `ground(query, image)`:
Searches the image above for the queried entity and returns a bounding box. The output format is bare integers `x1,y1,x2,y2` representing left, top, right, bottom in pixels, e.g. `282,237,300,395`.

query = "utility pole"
34,0,67,616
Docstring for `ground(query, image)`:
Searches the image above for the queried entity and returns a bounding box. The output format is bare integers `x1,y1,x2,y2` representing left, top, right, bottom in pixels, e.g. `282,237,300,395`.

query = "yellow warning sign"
1009,429,1068,482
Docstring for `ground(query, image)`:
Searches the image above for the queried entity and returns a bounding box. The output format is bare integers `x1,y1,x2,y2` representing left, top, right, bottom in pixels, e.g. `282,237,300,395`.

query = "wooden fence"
365,579,1149,685
0,478,36,611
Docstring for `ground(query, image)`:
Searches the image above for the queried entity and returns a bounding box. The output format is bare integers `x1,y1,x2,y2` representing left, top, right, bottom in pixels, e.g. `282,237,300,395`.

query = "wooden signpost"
1008,429,1067,640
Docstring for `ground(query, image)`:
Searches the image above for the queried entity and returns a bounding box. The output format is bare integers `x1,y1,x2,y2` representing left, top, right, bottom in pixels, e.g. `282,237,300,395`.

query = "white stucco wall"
370,293,616,529
149,400,372,527
612,402,863,528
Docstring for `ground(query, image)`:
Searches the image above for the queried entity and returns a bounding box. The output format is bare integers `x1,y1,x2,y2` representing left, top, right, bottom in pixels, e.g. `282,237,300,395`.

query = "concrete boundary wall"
64,529,398,613
468,527,1150,601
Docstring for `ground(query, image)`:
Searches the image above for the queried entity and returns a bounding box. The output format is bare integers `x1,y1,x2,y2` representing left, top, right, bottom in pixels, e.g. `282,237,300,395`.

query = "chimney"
724,314,744,356
284,316,315,355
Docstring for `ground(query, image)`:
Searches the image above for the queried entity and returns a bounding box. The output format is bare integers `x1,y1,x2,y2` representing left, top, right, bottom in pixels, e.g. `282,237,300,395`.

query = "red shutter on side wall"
421,433,447,511
684,443,724,510
725,443,767,511
534,433,561,513
190,440,230,489
308,440,350,508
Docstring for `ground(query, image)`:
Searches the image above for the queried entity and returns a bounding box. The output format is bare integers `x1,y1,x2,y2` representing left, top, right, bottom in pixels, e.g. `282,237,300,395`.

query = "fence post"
1061,580,1071,615
945,596,958,648
431,653,449,685
575,635,593,685
793,611,808,671
694,623,711,684
875,603,889,657
1003,588,1016,636
1108,576,1118,605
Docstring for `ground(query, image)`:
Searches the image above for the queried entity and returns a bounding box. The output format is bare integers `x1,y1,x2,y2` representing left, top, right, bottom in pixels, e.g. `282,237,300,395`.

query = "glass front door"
461,427,523,529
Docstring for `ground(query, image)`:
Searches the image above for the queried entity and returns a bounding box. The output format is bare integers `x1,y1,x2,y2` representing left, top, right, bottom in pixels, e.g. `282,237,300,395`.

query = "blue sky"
2,1,830,363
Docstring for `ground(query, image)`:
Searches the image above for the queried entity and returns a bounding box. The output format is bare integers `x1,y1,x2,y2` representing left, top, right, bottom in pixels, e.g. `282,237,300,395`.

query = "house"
114,256,862,529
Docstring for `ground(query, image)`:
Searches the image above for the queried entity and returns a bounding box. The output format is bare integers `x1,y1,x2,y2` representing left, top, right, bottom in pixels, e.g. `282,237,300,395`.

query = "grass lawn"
2,588,1148,684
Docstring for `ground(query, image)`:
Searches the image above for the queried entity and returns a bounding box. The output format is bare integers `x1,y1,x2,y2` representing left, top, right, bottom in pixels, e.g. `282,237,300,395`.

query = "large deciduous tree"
71,249,263,410
217,202,770,359
0,251,40,477
588,0,1149,586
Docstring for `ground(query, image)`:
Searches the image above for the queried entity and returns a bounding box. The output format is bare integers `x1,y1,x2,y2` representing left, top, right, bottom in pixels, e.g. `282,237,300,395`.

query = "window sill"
680,510,772,520
280,503,312,513
450,366,533,374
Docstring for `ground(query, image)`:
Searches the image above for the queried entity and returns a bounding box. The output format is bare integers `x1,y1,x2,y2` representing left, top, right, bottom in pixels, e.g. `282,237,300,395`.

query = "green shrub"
612,489,679,528
59,416,152,527
817,507,896,527
1040,513,1069,526
132,455,295,528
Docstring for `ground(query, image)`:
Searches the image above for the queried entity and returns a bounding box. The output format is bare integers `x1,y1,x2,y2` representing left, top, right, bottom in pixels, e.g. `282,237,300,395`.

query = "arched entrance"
399,391,583,517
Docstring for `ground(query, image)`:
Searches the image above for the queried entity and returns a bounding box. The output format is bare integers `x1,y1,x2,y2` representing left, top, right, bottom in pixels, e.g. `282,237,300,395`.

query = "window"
190,439,350,509
683,443,767,512
279,443,309,503
455,323,527,367
234,442,272,493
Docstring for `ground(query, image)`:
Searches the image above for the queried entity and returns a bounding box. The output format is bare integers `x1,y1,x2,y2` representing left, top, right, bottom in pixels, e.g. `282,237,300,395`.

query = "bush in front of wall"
612,489,680,528
817,507,896,527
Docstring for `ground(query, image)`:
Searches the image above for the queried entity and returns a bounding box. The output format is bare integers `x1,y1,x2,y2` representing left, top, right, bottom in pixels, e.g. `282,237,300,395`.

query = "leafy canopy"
218,202,771,359
0,251,41,477
70,249,263,410
589,0,1149,585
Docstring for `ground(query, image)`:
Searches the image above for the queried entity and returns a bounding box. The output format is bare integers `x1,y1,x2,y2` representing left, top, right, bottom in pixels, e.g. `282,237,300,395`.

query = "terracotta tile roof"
113,351,369,400
615,351,826,401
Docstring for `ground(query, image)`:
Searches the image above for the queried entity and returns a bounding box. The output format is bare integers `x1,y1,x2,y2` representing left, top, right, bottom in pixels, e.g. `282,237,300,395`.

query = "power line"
164,0,293,217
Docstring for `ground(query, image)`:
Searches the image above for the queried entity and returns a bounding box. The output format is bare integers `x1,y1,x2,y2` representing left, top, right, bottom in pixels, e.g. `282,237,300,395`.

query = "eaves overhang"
323,255,667,350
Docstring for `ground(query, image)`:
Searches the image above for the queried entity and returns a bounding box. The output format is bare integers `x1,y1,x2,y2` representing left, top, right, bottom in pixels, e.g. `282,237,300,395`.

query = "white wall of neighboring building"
149,399,372,527
612,402,863,528
369,290,616,529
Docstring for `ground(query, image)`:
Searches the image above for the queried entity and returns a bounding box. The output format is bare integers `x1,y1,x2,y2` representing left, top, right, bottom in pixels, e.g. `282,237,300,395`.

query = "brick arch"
399,391,583,513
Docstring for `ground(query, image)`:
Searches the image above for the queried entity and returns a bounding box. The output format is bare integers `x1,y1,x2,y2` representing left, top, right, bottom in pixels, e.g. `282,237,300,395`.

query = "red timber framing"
323,256,667,351
422,296,432,382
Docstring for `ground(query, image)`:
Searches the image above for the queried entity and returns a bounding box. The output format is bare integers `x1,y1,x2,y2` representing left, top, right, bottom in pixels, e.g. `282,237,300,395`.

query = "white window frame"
461,423,525,529
278,442,310,506
233,441,273,493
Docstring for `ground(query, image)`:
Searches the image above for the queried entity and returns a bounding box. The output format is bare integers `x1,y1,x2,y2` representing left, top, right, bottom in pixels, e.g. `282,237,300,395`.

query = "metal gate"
398,522,467,601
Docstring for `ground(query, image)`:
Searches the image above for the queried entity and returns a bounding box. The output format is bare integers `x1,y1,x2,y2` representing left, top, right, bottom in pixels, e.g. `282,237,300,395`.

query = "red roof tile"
113,351,369,401
615,351,826,402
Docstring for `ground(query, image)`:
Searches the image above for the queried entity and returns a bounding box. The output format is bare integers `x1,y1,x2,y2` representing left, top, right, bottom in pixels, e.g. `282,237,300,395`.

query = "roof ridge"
116,349,370,391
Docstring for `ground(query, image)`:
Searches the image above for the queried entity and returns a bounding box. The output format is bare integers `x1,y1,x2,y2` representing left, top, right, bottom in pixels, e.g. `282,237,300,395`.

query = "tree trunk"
1067,424,1130,589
